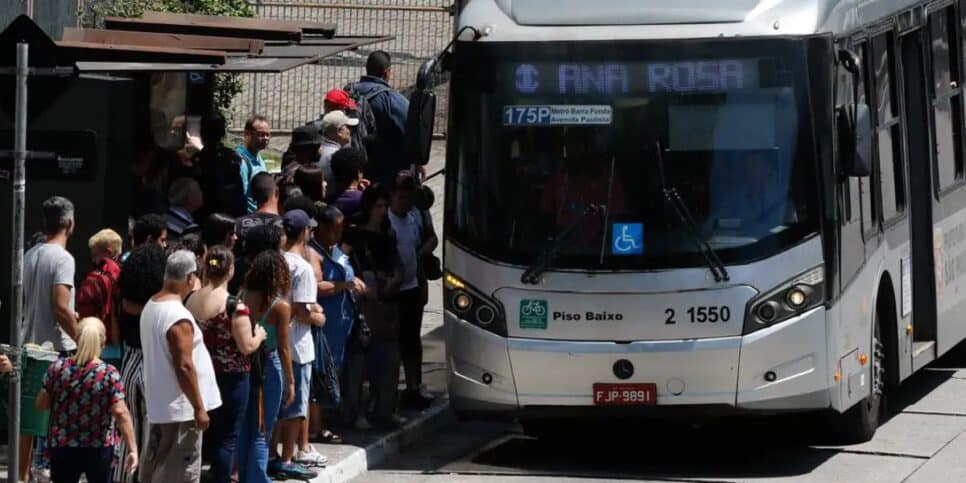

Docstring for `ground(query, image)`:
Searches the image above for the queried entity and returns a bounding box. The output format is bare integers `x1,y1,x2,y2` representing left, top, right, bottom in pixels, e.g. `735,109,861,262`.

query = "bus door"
898,28,939,359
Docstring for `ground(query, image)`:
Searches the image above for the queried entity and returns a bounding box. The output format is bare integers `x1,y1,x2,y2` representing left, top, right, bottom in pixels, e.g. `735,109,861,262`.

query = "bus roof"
458,0,922,41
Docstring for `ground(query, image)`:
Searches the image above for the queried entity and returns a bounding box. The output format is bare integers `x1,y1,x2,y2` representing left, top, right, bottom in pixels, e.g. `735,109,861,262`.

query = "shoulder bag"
417,210,443,281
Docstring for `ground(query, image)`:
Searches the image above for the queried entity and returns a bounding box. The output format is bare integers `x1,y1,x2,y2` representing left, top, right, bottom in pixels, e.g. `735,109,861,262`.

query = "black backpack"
344,82,391,154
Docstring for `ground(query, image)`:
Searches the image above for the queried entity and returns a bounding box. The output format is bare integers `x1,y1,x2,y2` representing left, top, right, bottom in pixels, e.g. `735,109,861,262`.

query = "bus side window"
857,42,877,237
930,6,965,192
870,32,906,224
836,56,862,226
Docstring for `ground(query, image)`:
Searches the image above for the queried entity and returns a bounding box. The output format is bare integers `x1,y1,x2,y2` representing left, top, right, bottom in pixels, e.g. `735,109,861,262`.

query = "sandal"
320,429,343,444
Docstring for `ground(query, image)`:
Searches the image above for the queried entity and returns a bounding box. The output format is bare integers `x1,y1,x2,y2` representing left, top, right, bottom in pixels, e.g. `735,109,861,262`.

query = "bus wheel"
834,313,884,443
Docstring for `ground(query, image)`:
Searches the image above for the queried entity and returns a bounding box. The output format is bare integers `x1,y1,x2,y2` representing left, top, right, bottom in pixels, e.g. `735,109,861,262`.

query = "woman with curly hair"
237,250,295,483
112,243,166,483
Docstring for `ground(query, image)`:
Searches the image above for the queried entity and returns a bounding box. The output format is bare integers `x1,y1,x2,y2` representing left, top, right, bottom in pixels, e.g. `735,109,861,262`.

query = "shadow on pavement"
464,416,840,480
884,337,966,417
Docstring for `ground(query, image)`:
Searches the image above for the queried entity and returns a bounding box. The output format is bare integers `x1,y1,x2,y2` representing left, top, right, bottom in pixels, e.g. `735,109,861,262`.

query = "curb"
312,399,454,483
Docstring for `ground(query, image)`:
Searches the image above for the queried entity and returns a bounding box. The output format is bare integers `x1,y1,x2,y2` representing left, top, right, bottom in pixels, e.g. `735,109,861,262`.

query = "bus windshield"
446,39,821,270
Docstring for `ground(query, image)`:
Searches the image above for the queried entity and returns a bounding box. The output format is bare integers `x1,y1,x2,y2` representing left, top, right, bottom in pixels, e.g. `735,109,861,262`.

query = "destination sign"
503,105,612,126
508,59,766,96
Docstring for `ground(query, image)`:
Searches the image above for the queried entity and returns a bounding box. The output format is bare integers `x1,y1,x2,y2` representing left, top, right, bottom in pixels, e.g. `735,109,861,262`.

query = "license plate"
593,383,657,405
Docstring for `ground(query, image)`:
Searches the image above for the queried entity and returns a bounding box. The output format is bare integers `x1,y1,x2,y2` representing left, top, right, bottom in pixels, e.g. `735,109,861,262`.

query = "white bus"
425,0,966,442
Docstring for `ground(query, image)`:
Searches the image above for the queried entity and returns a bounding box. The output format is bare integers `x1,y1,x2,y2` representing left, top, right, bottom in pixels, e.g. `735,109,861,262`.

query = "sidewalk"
0,309,452,483
289,318,451,483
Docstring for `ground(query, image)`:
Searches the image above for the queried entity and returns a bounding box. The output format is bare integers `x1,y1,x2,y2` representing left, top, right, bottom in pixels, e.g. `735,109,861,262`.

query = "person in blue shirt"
350,51,410,186
237,115,272,214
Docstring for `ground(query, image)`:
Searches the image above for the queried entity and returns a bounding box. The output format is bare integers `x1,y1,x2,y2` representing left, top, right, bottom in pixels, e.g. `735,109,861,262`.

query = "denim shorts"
279,362,311,420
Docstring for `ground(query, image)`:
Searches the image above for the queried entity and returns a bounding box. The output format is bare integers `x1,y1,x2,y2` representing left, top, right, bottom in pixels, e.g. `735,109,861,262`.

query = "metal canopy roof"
74,37,391,73
0,12,391,74
56,40,228,64
61,27,266,55
139,11,337,38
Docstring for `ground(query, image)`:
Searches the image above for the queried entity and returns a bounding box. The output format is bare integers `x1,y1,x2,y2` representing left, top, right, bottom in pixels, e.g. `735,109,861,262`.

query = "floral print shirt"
43,358,125,448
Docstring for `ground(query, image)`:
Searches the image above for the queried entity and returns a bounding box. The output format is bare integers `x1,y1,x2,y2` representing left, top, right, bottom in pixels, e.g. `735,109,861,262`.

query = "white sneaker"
354,414,372,430
296,445,329,467
30,467,51,483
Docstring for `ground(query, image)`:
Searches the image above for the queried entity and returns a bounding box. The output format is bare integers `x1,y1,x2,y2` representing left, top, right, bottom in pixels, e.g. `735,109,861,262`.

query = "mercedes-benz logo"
613,359,634,380
515,64,540,94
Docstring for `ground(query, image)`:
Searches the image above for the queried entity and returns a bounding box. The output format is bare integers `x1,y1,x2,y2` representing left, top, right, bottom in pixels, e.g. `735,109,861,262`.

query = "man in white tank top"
139,250,221,483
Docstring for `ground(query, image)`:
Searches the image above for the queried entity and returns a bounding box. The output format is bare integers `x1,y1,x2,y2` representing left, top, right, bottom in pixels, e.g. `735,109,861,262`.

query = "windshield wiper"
655,142,730,283
521,205,603,285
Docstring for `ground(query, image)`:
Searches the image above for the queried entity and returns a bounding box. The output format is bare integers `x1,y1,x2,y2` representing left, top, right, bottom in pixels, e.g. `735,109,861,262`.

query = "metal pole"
10,42,28,483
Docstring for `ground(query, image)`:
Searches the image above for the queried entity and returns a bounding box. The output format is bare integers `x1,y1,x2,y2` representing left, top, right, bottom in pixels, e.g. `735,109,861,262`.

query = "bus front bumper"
445,308,831,419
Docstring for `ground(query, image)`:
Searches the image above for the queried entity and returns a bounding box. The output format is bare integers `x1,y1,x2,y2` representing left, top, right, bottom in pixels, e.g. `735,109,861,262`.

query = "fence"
2,0,78,40
232,0,455,135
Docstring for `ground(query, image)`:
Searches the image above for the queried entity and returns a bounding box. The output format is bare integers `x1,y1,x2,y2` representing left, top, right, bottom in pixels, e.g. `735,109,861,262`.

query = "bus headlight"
786,286,809,308
444,272,507,336
453,292,473,312
744,266,825,335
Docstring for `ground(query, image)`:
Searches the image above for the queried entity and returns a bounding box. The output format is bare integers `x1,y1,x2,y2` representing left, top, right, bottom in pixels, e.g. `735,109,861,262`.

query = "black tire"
833,310,884,444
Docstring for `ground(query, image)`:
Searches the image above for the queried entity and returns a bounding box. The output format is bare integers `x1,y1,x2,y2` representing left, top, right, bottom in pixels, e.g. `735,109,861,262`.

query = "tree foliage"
80,0,254,117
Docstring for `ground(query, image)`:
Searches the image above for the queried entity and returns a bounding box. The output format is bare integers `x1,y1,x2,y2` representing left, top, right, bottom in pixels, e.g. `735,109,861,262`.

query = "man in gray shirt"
20,196,79,483
23,196,79,353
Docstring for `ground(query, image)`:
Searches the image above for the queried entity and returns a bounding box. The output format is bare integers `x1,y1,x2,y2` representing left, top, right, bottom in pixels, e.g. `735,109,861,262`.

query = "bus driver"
708,152,797,241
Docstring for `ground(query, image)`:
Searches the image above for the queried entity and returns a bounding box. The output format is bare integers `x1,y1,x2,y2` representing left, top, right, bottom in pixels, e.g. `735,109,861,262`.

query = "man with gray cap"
319,110,359,190
139,250,221,483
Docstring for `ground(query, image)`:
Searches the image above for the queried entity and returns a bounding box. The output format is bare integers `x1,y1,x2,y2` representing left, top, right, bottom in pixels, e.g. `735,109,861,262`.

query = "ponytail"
74,317,105,365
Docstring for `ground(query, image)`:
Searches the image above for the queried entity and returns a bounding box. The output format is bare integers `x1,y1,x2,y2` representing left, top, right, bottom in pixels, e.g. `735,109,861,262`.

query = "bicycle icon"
521,300,547,317
612,223,644,255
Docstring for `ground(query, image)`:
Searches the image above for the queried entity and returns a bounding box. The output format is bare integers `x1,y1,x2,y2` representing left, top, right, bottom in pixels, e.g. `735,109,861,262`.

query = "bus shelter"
0,12,391,329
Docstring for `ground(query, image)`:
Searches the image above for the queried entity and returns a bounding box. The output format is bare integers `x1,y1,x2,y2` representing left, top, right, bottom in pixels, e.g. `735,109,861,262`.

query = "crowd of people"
8,50,441,483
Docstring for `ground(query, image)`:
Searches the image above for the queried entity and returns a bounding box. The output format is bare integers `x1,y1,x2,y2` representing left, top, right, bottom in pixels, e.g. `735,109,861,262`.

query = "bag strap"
418,210,432,241
239,290,259,337
363,86,391,102
258,297,280,326
226,294,239,319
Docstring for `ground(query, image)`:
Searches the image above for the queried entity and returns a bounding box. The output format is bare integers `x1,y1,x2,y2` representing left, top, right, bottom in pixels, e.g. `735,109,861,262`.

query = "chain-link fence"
231,0,454,135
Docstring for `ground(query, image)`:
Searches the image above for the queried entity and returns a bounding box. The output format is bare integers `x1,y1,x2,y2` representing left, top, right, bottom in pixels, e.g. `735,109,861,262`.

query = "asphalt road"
355,341,966,483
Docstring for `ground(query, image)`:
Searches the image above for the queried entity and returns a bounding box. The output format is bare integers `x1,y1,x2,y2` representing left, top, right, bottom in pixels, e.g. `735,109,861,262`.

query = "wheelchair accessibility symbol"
612,223,643,255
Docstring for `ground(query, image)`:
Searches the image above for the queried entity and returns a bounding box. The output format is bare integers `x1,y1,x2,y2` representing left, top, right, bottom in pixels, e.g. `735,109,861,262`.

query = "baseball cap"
324,89,357,110
283,209,318,231
321,110,360,132
291,124,324,148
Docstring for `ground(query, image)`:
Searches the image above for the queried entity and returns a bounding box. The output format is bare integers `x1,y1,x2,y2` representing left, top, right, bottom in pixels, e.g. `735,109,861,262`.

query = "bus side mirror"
837,103,873,178
416,58,438,90
406,58,439,168
405,88,436,168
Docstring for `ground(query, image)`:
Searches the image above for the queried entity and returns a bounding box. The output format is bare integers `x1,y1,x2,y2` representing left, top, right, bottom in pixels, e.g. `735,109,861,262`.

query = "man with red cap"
313,89,368,161
323,89,357,114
